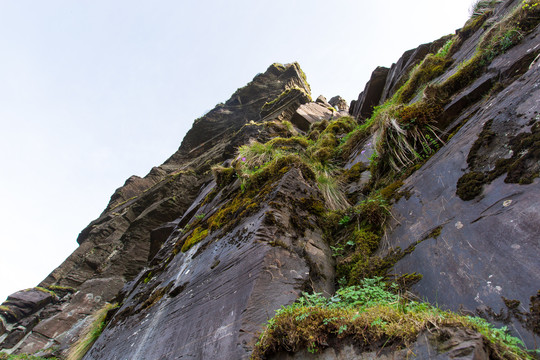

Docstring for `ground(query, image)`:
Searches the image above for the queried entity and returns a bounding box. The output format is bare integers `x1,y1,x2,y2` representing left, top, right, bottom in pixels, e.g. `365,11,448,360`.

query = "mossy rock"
212,166,236,188
181,227,209,252
456,171,486,200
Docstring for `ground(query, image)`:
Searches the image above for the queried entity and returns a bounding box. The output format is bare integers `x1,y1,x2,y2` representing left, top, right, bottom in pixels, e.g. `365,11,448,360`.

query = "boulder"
328,96,349,112
315,95,332,107
0,288,55,323
291,102,334,131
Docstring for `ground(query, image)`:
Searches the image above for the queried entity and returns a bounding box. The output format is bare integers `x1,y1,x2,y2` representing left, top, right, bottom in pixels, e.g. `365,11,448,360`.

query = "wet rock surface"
84,166,334,360
380,21,540,350
0,62,312,356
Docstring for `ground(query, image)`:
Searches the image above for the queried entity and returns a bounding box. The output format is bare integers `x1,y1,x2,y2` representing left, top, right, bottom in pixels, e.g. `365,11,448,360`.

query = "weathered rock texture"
1,0,540,358
0,62,319,358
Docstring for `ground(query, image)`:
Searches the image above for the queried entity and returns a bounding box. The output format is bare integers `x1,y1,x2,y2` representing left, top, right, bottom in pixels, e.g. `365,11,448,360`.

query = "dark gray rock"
379,35,452,104
3,62,314,356
350,66,389,121
381,43,540,348
83,166,334,360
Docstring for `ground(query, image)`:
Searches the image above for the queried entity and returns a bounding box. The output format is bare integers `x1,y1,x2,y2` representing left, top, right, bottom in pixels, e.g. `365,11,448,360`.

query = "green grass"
0,355,58,360
251,278,533,359
66,303,117,360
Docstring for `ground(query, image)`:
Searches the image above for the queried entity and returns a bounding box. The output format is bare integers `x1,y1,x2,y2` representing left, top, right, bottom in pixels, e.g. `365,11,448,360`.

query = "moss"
392,272,423,291
261,87,308,113
311,146,333,163
143,271,153,284
252,286,534,360
437,52,486,99
456,171,487,200
211,165,236,188
33,286,57,297
0,355,59,360
201,187,219,206
396,100,444,127
339,126,371,160
271,62,285,71
139,284,172,311
461,11,492,36
320,116,356,136
181,227,209,252
267,136,309,150
292,62,311,93
379,180,404,201
250,154,316,187
0,305,16,319
341,163,368,183
357,196,389,229
309,119,329,134
426,225,443,239
458,122,540,200
307,129,320,141
397,54,452,104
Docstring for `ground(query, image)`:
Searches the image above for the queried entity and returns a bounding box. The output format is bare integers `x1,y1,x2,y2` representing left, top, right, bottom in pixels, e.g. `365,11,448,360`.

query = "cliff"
1,0,539,359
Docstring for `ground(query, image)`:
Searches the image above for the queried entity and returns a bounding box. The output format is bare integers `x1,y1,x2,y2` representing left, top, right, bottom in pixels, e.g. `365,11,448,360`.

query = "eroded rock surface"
0,62,313,357
270,327,490,360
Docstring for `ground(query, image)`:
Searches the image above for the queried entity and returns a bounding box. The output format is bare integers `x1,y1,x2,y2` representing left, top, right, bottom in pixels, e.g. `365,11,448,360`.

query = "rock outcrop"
1,0,539,358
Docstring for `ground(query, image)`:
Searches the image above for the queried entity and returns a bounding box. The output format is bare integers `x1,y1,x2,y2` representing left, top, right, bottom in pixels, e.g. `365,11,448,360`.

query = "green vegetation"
251,278,533,359
470,0,500,18
33,287,57,297
0,354,58,360
181,227,209,252
66,303,117,360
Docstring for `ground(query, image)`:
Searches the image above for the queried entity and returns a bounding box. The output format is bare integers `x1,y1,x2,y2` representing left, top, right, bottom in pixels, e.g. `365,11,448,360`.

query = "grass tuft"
66,303,117,360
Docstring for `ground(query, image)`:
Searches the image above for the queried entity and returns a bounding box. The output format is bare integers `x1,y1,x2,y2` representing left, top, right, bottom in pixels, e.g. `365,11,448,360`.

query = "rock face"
0,62,317,357
383,23,540,347
349,66,389,121
1,0,540,358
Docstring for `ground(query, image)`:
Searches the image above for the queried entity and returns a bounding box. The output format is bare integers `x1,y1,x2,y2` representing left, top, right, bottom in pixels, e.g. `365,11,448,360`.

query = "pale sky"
0,0,474,302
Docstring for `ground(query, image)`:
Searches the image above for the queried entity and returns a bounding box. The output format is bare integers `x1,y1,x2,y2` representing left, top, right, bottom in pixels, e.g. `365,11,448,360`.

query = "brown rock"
0,328,26,350
0,288,55,323
329,96,349,112
291,102,334,131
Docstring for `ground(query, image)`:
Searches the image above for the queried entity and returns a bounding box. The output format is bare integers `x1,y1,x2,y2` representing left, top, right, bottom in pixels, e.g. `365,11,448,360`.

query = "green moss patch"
457,122,540,200
181,227,209,252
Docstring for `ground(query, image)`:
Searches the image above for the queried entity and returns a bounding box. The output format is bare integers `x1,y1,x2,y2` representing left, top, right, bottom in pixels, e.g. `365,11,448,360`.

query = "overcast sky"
0,0,474,302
